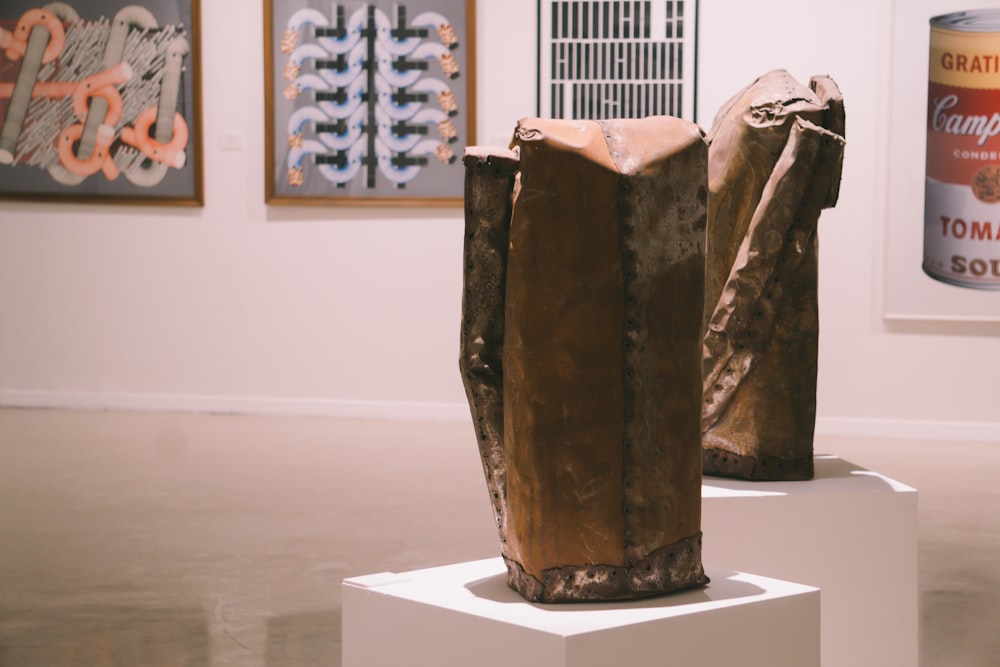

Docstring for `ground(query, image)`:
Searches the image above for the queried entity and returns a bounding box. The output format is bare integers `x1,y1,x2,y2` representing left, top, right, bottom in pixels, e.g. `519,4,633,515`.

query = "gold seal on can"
972,164,1000,203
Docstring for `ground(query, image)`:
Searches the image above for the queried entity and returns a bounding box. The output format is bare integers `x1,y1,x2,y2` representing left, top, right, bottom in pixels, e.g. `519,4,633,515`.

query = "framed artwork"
0,1,203,206
537,0,698,121
264,0,475,206
884,0,1000,322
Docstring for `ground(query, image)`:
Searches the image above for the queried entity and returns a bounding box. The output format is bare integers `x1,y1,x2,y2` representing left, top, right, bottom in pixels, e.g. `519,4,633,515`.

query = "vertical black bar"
625,41,632,82
366,4,376,188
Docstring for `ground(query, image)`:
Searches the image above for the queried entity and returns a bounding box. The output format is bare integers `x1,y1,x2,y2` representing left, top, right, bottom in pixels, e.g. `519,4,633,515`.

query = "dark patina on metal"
503,533,706,603
460,146,519,549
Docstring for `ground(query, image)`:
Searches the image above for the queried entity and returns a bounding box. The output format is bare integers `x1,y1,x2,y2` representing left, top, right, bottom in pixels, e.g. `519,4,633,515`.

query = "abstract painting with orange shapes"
0,1,202,204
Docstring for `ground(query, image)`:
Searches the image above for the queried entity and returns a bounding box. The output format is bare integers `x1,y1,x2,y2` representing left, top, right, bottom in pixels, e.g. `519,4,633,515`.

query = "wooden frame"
264,0,475,206
0,0,204,206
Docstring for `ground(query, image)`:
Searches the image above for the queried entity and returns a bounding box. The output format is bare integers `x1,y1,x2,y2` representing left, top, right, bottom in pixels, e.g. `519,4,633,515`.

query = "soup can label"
925,10,1000,289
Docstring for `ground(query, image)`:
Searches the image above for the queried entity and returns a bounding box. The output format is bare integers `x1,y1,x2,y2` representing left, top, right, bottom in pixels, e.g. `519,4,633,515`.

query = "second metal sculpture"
701,70,846,481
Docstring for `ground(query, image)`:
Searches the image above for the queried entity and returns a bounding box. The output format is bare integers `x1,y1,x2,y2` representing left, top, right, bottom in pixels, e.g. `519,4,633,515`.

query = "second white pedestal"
702,454,918,667
342,558,819,667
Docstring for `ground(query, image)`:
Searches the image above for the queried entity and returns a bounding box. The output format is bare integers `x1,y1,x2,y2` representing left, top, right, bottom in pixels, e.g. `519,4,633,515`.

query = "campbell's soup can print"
926,9,1000,289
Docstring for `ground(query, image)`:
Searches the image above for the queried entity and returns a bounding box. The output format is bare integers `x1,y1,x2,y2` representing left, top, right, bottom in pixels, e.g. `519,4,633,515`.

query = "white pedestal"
342,558,819,667
702,454,918,667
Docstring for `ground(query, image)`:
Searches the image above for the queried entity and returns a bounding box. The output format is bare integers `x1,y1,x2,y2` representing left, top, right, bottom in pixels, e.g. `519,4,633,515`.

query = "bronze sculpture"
461,116,709,602
702,70,845,481
459,71,846,603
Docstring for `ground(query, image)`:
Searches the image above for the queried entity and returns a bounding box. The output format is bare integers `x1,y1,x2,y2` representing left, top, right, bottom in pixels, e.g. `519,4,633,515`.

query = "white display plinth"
342,558,819,667
702,454,918,667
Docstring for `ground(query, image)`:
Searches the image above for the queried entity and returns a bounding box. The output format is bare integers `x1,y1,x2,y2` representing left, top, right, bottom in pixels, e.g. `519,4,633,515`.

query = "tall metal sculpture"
459,72,846,603
461,115,709,602
701,70,846,481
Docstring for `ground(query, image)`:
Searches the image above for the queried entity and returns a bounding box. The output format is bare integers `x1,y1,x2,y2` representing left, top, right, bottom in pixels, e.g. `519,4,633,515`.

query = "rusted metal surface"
461,116,709,602
702,70,846,481
460,146,520,553
504,533,705,603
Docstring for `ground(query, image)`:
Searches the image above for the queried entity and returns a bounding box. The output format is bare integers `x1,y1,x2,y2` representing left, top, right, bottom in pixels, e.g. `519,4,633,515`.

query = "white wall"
1,0,998,439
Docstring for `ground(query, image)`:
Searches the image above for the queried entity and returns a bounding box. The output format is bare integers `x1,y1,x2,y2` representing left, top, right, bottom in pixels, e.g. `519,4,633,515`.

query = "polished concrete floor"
0,408,997,666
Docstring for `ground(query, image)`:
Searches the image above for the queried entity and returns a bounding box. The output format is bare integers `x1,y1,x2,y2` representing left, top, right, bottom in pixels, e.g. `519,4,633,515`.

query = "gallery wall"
1,0,998,439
